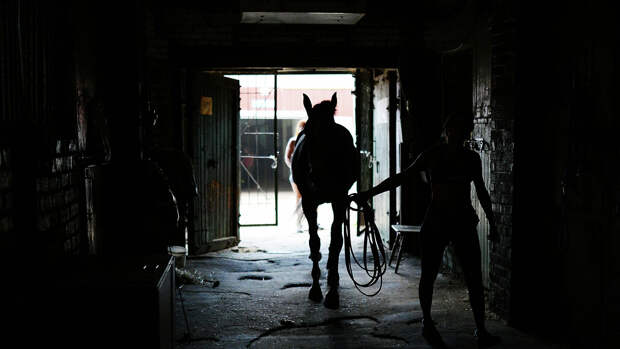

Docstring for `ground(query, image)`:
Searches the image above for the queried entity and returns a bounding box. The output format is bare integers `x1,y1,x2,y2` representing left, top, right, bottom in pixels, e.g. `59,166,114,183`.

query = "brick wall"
0,137,85,259
469,2,517,319
1,1,86,259
487,4,516,319
35,140,84,255
0,146,15,244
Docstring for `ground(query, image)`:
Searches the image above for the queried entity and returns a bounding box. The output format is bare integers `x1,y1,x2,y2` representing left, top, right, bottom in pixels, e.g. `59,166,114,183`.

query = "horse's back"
292,124,359,201
329,124,359,186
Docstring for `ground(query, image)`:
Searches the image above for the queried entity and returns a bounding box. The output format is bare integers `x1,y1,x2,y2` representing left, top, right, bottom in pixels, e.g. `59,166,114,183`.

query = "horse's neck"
307,122,337,139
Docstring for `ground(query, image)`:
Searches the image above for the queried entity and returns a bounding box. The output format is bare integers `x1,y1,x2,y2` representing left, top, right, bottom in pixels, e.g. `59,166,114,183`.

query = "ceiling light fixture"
241,12,365,25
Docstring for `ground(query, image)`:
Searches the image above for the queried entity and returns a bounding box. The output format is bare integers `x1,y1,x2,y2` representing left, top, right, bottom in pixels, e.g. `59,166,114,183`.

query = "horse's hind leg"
303,200,322,302
324,198,346,309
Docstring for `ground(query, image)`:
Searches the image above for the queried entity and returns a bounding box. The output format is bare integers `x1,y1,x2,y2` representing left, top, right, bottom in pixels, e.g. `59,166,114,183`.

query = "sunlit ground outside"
239,189,360,254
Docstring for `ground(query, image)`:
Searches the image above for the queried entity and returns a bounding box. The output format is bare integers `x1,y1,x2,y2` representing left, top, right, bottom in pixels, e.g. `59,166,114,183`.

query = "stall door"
372,71,391,244
189,74,240,255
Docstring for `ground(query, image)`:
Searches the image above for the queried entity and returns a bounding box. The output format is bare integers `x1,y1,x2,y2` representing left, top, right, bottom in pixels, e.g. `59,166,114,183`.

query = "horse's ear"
303,93,313,116
331,92,337,109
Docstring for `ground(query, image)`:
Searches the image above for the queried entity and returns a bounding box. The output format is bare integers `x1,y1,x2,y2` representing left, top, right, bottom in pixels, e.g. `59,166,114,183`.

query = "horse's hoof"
308,286,323,302
323,290,339,309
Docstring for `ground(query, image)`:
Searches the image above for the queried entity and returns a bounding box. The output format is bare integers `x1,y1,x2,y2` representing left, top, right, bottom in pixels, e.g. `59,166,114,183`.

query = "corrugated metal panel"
0,0,74,134
191,74,240,254
1,0,47,124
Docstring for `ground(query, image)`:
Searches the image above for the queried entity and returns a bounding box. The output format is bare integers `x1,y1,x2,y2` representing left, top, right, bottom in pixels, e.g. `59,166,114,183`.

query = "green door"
189,73,240,255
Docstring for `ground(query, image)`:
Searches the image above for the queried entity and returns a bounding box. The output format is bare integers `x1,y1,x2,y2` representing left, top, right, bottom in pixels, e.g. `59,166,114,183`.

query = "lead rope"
343,195,388,296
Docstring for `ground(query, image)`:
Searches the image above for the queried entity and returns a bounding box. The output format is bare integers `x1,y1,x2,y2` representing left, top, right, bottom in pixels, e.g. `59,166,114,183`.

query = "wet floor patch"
238,275,273,281
281,282,312,289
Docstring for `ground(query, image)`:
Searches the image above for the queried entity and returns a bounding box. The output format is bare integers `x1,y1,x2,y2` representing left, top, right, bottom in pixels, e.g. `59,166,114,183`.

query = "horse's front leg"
324,198,346,309
303,200,323,302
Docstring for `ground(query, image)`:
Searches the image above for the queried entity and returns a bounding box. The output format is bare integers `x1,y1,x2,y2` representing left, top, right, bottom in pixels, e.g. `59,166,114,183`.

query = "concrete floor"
172,191,555,348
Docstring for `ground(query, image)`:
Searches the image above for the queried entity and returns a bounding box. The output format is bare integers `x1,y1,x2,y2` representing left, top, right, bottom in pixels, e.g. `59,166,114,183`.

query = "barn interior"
1,0,618,348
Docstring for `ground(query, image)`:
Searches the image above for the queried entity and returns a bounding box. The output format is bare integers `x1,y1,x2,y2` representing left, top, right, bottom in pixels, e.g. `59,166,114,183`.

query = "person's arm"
472,153,499,241
355,152,426,202
284,139,295,168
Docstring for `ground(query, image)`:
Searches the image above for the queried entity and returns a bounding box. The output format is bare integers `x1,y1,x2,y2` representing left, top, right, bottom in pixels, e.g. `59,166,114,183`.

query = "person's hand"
488,224,499,243
350,191,371,204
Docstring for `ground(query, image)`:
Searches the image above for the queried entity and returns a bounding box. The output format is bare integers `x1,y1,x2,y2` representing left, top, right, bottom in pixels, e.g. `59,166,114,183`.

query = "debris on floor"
175,267,219,288
231,246,267,253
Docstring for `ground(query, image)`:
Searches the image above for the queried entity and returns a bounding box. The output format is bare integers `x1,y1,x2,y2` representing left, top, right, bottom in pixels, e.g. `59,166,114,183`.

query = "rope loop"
343,194,388,296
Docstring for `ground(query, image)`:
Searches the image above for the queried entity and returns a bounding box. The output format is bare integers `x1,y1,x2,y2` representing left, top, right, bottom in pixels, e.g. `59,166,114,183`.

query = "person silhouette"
353,111,501,348
285,119,307,232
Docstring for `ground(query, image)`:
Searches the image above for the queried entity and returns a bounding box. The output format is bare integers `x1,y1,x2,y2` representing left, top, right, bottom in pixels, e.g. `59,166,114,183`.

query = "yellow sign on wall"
200,96,213,115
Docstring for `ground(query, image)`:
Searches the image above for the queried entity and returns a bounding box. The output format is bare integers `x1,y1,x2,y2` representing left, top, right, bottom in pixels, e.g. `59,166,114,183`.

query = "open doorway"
225,72,357,253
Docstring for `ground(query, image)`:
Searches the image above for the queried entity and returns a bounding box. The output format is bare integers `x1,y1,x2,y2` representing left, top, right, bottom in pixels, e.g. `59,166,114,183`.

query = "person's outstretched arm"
355,152,426,202
472,153,499,242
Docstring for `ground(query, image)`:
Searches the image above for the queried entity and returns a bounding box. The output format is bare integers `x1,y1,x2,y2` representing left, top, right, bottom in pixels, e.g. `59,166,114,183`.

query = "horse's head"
293,91,358,202
302,93,337,134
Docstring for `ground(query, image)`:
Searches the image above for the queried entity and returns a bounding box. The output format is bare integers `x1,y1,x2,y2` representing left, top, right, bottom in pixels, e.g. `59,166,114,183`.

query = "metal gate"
229,74,279,226
189,73,240,254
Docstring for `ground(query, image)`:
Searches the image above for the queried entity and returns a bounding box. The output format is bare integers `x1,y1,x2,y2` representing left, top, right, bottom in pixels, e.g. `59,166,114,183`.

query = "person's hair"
439,111,474,143
296,119,306,136
442,111,474,133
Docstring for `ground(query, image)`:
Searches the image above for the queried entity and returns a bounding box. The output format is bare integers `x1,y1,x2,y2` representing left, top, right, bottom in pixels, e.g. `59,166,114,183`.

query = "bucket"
168,245,187,268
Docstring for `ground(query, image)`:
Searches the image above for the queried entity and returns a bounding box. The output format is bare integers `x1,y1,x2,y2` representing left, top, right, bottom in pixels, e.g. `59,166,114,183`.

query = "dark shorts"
420,207,480,260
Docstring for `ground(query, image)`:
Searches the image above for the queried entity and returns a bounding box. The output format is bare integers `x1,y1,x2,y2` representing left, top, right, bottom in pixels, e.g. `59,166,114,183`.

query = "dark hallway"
2,1,618,348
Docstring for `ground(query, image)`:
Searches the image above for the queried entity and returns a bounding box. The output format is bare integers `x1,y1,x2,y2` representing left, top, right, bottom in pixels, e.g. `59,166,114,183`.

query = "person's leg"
453,228,501,346
453,230,485,329
419,227,448,347
419,230,446,324
292,181,301,202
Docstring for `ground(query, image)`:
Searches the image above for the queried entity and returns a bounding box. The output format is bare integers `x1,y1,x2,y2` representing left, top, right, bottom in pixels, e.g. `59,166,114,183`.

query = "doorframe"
203,69,357,229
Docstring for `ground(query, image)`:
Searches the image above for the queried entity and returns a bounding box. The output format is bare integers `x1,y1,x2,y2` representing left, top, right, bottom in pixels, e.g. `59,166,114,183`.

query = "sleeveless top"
420,144,479,232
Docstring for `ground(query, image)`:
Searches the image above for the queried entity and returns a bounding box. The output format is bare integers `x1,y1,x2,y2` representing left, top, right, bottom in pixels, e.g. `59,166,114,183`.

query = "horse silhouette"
291,92,360,309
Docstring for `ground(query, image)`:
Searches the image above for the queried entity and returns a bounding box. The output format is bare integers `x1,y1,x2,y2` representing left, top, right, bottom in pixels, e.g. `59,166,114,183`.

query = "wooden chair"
389,224,421,273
